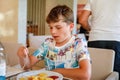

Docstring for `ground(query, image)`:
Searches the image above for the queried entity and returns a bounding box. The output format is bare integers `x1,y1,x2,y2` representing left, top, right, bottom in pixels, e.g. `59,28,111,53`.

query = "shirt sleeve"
75,38,90,62
83,0,91,11
32,37,54,60
32,43,45,60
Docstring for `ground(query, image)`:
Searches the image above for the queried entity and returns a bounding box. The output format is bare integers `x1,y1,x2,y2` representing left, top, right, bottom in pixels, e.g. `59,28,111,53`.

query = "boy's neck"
55,35,72,47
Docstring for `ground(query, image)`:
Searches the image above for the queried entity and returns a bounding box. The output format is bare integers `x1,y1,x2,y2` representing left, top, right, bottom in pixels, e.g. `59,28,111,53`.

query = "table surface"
6,66,24,78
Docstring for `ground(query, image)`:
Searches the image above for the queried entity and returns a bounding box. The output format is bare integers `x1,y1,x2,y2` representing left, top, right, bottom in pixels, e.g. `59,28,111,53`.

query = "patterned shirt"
32,35,90,70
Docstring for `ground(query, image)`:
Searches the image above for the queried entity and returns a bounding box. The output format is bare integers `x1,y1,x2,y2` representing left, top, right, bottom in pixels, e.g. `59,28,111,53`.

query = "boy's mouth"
53,36,59,39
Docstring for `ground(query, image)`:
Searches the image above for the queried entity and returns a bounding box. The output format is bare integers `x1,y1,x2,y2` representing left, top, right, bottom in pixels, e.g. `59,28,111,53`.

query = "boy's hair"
46,5,74,24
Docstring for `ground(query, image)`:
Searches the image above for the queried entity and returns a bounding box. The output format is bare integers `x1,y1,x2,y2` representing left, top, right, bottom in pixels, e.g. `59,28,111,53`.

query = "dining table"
6,66,24,79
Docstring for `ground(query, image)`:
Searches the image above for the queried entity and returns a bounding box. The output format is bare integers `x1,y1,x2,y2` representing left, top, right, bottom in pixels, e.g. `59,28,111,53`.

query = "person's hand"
17,46,29,58
17,46,30,70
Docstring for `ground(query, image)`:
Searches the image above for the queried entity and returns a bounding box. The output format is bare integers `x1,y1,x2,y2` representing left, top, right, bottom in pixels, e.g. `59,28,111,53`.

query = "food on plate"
38,73,48,78
49,76,59,80
19,72,59,80
19,77,27,80
44,78,54,80
27,76,38,80
37,73,48,80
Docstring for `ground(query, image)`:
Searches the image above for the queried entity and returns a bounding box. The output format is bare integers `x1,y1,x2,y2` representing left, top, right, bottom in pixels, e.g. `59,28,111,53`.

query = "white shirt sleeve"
83,0,91,11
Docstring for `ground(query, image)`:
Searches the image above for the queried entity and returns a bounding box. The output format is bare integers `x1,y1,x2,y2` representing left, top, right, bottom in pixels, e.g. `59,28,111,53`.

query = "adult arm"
78,10,91,32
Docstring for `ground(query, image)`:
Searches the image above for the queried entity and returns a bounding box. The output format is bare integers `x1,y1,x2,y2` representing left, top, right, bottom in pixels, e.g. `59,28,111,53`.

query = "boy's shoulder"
74,34,86,42
74,34,83,41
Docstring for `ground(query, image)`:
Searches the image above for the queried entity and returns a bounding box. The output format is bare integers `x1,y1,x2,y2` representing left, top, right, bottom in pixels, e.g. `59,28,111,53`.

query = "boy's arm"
53,59,91,80
17,46,39,70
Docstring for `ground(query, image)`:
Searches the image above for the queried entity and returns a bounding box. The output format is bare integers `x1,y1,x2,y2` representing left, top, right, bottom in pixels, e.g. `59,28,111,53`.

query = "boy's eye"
49,27,53,29
56,27,61,29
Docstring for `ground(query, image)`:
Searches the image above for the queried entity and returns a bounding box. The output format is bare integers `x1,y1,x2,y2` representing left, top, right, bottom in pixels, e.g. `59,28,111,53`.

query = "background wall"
78,0,87,4
0,0,27,45
0,0,18,42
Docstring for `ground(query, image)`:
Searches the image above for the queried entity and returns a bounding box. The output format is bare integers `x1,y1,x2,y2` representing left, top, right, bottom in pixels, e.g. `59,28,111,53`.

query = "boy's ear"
70,23,74,30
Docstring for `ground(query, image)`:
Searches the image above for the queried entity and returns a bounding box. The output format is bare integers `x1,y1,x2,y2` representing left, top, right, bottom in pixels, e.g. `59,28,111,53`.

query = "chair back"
2,42,23,66
29,34,86,48
29,35,51,49
88,48,115,80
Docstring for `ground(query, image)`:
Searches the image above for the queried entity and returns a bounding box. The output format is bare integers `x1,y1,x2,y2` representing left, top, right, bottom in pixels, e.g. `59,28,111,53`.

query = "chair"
29,35,51,49
88,48,119,80
2,42,23,66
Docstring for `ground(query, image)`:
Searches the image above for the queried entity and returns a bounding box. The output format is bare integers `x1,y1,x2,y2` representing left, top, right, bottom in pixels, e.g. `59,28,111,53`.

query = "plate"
17,69,63,80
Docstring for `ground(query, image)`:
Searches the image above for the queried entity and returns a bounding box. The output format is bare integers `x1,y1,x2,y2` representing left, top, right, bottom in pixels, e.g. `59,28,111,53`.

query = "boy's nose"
51,29,57,34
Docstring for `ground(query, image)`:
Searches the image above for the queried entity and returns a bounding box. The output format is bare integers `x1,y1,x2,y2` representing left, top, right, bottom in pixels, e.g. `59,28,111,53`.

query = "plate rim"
17,70,63,80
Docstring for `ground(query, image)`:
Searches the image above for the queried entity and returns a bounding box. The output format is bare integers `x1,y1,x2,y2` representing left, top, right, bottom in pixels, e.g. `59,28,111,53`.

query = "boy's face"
48,20,74,44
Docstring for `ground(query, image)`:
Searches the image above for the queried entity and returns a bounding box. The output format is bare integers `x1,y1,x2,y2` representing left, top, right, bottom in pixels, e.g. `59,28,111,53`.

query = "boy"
17,5,91,80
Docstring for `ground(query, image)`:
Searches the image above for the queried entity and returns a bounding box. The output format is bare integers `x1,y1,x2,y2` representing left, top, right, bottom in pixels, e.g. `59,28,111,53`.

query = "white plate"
17,69,63,80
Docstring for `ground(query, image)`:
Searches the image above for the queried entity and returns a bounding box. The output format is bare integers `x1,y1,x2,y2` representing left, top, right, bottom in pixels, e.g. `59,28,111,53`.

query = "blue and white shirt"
32,35,90,70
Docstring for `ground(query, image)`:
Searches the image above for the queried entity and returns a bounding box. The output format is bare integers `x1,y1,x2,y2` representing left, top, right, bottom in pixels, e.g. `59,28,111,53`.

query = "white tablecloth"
6,66,24,78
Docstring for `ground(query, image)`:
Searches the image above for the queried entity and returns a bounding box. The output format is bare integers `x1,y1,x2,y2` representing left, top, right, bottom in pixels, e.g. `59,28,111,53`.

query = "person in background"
77,4,89,40
78,0,120,78
77,4,86,34
77,18,89,40
17,5,91,80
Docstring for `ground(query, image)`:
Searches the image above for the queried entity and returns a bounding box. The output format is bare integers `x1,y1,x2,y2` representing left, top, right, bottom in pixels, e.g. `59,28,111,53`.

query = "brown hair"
46,5,74,24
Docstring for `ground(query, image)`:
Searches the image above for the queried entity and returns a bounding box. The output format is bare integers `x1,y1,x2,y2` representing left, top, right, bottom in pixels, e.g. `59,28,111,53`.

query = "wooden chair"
88,48,119,80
